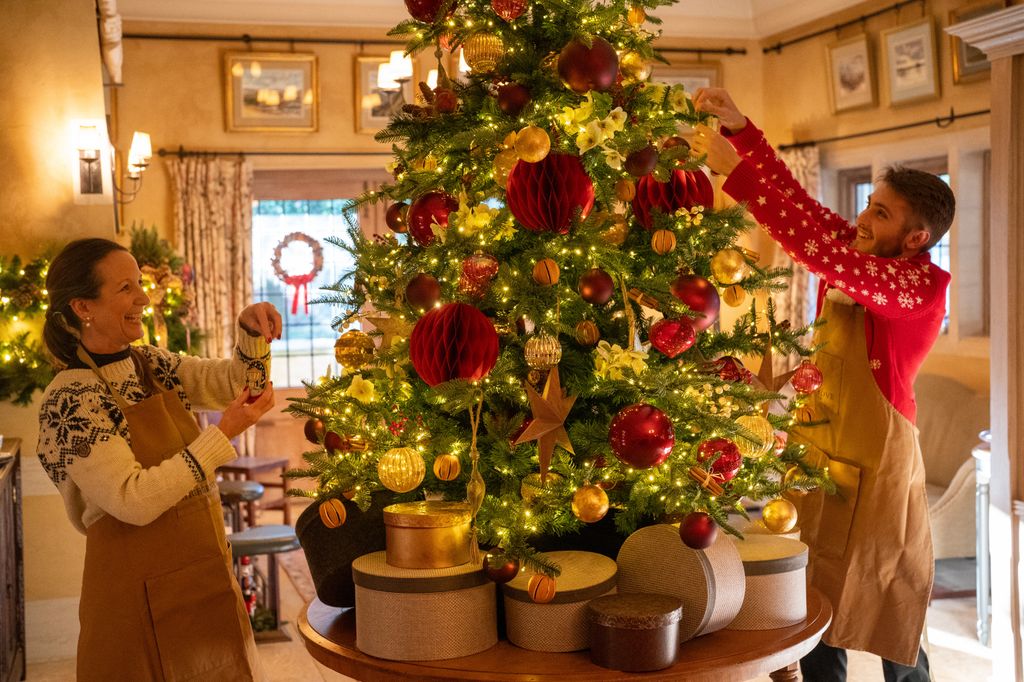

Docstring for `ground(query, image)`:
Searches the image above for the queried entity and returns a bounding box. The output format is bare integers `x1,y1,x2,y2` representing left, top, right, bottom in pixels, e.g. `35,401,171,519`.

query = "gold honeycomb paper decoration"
334,329,375,370
464,33,506,73
378,447,426,493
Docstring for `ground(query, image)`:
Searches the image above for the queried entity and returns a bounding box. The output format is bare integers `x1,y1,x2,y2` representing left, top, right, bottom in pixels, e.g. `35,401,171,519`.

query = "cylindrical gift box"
587,593,683,672
616,524,745,642
502,550,617,652
383,501,471,569
727,534,808,630
352,551,497,660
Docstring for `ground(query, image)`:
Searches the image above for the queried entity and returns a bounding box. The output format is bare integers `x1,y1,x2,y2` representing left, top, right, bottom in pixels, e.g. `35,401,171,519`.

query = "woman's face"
73,250,150,353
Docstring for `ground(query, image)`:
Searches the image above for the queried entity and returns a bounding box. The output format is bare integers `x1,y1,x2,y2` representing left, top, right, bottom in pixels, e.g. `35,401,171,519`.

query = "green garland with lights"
0,255,53,405
129,224,202,354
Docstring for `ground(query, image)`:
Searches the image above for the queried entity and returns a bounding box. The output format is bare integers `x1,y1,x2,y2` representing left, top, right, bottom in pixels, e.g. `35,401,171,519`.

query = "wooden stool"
230,524,301,642
217,456,292,526
218,479,264,532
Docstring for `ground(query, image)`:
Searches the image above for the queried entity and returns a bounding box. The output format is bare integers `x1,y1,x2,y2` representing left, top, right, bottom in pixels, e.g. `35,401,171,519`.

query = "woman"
36,238,281,681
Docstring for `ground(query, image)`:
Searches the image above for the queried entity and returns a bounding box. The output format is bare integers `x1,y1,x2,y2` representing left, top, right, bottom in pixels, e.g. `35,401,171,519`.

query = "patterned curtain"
168,156,254,360
774,146,819,338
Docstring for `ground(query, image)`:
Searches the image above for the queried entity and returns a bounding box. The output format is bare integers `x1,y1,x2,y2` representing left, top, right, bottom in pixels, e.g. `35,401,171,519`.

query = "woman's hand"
238,302,282,343
691,124,743,178
693,87,746,132
216,383,276,440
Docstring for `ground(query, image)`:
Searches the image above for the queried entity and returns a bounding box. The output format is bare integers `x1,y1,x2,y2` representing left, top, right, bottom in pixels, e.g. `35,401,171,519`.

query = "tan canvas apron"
76,347,262,681
791,296,933,667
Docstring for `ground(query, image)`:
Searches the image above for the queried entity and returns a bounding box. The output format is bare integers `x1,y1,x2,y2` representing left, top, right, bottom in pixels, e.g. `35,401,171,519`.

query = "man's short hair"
878,165,955,251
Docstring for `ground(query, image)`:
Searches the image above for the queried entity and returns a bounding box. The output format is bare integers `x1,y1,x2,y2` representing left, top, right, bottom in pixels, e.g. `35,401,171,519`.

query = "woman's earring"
84,318,92,328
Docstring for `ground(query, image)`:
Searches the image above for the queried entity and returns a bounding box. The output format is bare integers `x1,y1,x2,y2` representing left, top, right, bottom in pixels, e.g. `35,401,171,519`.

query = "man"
692,88,953,682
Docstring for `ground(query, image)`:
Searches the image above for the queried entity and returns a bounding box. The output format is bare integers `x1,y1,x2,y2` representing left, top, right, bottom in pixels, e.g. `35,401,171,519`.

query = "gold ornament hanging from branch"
734,414,775,458
524,333,563,370
334,329,375,369
378,447,426,493
464,32,507,72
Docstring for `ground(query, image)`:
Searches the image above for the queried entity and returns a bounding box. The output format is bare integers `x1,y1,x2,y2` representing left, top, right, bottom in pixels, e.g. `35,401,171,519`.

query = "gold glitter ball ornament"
783,465,810,500
618,51,651,83
735,415,775,458
464,32,506,73
627,4,646,26
514,125,551,163
520,471,564,502
762,498,798,533
571,484,609,523
710,248,749,285
334,329,375,369
524,332,562,370
378,447,426,493
432,453,461,481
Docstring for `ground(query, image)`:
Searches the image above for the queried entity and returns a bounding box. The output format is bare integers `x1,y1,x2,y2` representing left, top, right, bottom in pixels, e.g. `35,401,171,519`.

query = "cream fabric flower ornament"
668,84,690,113
593,340,648,380
601,147,625,170
346,375,376,403
454,193,498,236
576,120,605,153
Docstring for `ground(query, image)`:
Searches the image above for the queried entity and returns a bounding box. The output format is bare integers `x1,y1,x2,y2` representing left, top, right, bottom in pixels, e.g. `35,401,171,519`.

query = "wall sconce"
76,124,105,195
75,124,151,204
375,51,414,118
116,131,152,204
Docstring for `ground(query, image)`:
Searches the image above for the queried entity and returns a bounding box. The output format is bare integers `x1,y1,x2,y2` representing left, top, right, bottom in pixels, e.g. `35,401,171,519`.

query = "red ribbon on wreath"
284,272,316,314
271,232,324,316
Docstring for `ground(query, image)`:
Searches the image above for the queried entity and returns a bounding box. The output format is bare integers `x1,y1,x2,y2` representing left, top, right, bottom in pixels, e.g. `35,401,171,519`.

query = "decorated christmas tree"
288,0,830,581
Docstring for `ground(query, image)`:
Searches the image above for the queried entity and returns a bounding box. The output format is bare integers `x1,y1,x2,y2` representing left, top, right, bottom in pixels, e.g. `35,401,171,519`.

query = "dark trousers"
800,640,931,682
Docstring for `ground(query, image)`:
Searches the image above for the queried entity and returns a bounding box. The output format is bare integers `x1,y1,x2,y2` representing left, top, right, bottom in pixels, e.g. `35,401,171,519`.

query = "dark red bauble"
303,418,325,444
791,359,824,394
608,403,675,469
624,144,658,177
578,267,614,305
649,318,696,358
557,37,619,94
405,273,442,310
669,274,720,332
631,169,715,230
323,431,343,454
506,153,595,233
697,438,742,482
434,88,458,113
408,191,458,246
458,252,499,297
497,83,531,116
409,303,500,386
404,0,454,22
483,551,520,583
679,511,718,550
492,0,526,21
385,202,409,233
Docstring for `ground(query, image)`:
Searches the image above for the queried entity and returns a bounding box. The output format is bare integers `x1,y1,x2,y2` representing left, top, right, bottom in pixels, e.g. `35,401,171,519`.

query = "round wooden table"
298,588,831,682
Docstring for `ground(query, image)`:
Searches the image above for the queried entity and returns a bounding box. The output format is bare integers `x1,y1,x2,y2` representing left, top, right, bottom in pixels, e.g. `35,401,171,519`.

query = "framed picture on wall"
881,19,940,106
355,56,417,134
650,62,721,93
949,0,1007,84
826,34,876,113
224,52,318,132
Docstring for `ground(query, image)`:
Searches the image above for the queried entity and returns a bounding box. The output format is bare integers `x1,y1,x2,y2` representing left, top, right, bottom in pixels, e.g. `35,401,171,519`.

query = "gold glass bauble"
378,447,426,493
493,149,519,187
574,320,601,346
651,229,677,255
524,333,562,370
514,125,551,163
627,4,646,26
762,498,798,533
432,453,461,481
782,465,809,499
520,472,564,502
571,484,609,523
618,51,651,83
722,284,746,307
334,330,375,369
464,32,507,72
710,248,749,285
735,415,775,458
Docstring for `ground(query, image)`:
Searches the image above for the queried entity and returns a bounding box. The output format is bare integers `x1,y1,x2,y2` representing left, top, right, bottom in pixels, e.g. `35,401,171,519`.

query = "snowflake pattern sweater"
36,329,270,534
721,119,950,424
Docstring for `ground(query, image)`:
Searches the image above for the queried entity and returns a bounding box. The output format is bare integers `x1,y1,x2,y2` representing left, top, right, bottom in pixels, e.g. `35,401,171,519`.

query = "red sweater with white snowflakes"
720,119,950,424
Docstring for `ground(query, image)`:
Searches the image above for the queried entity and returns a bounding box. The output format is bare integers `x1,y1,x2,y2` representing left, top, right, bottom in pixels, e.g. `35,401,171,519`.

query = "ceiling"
117,0,866,40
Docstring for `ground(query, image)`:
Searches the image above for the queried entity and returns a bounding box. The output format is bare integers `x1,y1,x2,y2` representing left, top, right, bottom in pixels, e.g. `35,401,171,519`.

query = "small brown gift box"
587,593,684,672
502,550,617,652
616,524,745,642
727,534,808,630
383,501,471,569
352,551,496,661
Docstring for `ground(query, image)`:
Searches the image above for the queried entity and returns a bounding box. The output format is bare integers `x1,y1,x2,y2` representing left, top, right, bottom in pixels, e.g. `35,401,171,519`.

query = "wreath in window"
271,232,323,315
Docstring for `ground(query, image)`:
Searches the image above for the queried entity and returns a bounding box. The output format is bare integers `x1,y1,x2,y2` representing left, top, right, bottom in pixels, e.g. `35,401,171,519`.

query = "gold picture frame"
949,0,1007,84
355,56,417,135
826,34,877,113
881,18,940,107
224,52,318,132
650,62,722,93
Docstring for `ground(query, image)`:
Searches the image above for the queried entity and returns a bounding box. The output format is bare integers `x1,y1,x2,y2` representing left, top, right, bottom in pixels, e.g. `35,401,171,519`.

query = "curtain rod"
763,0,922,54
157,147,392,158
658,46,747,56
777,108,991,150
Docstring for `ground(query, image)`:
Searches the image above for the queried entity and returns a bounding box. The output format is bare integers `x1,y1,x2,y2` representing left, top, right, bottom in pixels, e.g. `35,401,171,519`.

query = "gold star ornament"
364,314,415,350
513,366,576,482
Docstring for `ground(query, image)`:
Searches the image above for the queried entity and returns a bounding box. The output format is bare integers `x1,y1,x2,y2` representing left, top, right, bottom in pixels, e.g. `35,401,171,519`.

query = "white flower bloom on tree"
576,120,605,153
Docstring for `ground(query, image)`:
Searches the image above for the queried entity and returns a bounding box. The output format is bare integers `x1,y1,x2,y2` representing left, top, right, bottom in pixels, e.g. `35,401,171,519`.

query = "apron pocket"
817,456,862,560
145,555,250,681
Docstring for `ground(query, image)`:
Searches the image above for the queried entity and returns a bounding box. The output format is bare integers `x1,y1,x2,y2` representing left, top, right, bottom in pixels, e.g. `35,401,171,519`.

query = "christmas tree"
288,0,829,579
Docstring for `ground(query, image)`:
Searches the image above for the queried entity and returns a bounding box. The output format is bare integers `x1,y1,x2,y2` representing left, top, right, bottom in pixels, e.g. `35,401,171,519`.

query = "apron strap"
76,345,132,412
129,347,164,398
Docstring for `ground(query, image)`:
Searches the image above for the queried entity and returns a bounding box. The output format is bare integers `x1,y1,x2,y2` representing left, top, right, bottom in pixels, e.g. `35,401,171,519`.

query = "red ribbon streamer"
284,273,316,315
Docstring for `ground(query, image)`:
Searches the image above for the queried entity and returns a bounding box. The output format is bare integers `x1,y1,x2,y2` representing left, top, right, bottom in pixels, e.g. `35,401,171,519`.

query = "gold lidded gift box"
382,500,472,569
727,534,809,630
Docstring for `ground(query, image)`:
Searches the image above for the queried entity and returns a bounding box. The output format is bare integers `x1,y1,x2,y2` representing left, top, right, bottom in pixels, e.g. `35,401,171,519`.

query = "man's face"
852,182,917,258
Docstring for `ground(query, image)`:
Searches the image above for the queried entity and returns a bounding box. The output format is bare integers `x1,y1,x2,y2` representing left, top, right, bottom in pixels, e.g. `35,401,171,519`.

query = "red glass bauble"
697,437,742,482
303,418,325,444
491,0,526,21
404,0,454,22
679,511,718,550
409,303,500,386
323,431,343,453
458,252,499,297
385,202,409,233
405,272,442,310
648,317,696,358
497,82,531,116
608,403,675,469
506,153,595,233
557,37,619,94
624,144,658,177
669,274,720,332
578,267,614,305
791,359,824,394
710,356,754,384
483,550,520,583
408,191,458,246
631,169,714,230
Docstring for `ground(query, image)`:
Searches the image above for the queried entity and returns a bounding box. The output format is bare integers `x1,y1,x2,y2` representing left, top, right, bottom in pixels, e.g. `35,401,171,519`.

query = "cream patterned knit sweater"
36,329,269,534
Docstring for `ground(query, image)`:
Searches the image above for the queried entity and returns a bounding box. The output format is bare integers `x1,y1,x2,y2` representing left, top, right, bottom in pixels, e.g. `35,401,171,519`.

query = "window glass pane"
252,199,355,387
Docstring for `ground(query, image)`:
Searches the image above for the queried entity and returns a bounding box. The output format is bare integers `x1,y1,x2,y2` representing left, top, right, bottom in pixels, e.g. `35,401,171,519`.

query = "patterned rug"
279,548,317,603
